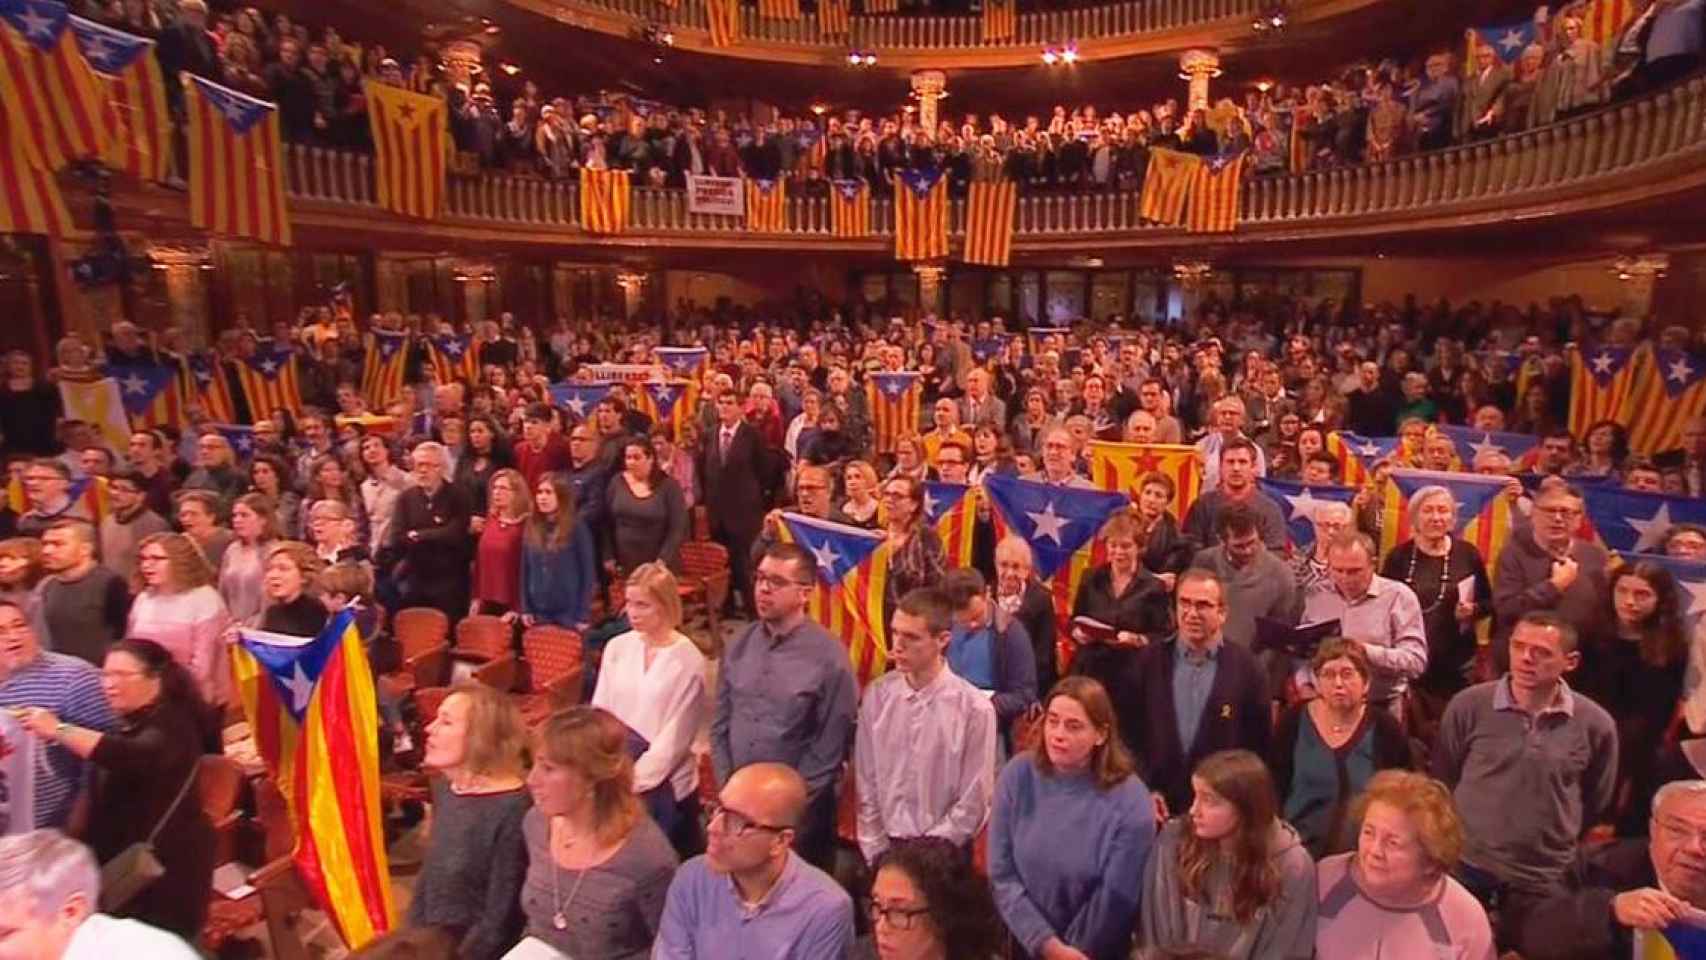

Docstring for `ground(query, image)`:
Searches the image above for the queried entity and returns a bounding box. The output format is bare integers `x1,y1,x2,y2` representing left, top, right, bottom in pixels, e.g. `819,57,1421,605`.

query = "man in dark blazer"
387,440,472,624
699,389,770,618
1118,567,1271,817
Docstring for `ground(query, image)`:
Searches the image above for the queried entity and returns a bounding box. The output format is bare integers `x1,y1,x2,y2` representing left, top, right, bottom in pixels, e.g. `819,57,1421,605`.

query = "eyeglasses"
754,573,812,591
868,901,931,930
1655,814,1706,849
1536,506,1582,518
702,801,790,837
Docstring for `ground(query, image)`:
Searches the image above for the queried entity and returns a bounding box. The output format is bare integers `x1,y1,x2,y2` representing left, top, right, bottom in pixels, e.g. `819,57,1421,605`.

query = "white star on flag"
282,662,315,713
122,374,148,396
1356,442,1381,458
1669,357,1697,385
1498,29,1525,52
1680,577,1706,618
564,395,587,417
809,538,841,572
1469,433,1505,462
1026,500,1071,546
442,341,463,357
922,489,940,518
16,7,56,40
80,34,114,68
1591,352,1615,375
259,359,278,375
1284,487,1322,523
1627,501,1674,553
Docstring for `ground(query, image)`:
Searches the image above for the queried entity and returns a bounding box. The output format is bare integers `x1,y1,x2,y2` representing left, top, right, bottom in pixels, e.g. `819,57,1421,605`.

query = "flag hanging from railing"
707,0,740,46
360,330,409,409
1626,345,1706,455
866,0,898,13
923,481,979,567
865,371,923,454
1584,0,1637,46
961,179,1017,266
758,0,799,17
0,0,113,171
579,167,630,234
1186,153,1247,233
830,178,870,236
1085,441,1203,522
365,81,447,220
234,346,303,419
0,125,71,235
233,609,396,948
68,15,167,182
1258,477,1358,551
818,0,850,36
982,0,1016,40
778,513,890,687
184,74,291,246
1568,345,1637,435
633,379,698,443
1139,147,1201,226
893,168,948,260
426,334,479,386
183,352,235,423
745,177,786,232
107,361,183,430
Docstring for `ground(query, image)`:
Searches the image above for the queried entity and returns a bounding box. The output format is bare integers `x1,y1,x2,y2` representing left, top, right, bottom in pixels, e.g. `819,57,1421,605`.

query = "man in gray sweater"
1492,482,1610,672
1190,503,1301,672
37,520,130,667
1182,438,1288,551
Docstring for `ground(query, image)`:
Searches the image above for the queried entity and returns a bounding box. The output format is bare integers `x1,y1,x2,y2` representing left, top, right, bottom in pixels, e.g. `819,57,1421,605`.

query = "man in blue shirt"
940,568,1038,749
0,600,116,828
654,763,854,960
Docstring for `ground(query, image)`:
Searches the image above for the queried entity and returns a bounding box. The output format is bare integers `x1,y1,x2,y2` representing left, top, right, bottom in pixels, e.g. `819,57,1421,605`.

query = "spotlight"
1060,44,1078,63
1041,49,1057,64
846,50,877,67
499,62,521,76
1041,43,1077,65
811,102,828,116
1251,2,1287,32
1254,79,1273,93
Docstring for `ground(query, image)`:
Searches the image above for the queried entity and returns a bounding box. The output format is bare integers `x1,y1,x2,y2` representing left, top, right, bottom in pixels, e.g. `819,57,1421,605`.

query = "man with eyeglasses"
97,470,169,584
655,762,854,959
1492,483,1609,671
750,465,840,569
0,600,116,829
16,460,92,538
710,543,856,871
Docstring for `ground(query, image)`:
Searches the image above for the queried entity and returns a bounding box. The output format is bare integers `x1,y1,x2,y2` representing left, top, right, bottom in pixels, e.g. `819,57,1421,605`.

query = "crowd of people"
66,0,1706,192
1,279,1706,959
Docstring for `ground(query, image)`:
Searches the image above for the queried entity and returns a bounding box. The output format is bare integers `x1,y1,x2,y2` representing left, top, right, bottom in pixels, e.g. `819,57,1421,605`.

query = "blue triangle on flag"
1657,350,1706,398
239,608,358,722
644,381,685,418
432,334,467,358
981,473,1129,581
1388,469,1508,536
188,74,275,134
68,13,151,72
922,481,971,525
1582,346,1635,386
1582,486,1706,554
216,424,256,457
1336,432,1402,463
246,349,291,381
188,353,219,389
1257,477,1356,549
373,331,406,361
1471,20,1537,63
898,167,944,197
871,371,920,401
1434,424,1540,467
548,381,614,420
654,347,707,375
780,513,884,585
1,0,71,50
834,179,864,201
105,363,176,415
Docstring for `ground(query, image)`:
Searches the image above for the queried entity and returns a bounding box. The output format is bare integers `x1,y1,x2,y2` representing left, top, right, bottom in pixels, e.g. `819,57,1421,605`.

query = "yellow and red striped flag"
634,378,699,443
1139,147,1201,226
893,168,948,261
1584,0,1636,45
234,608,396,948
1626,346,1706,455
759,0,799,17
184,74,291,246
69,15,168,182
1086,441,1203,522
182,352,235,423
745,177,786,232
360,330,410,409
1326,431,1401,488
961,179,1017,266
107,361,184,431
0,124,71,235
830,178,869,236
57,367,131,452
865,371,923,455
818,0,850,37
707,0,740,46
1568,345,1637,436
923,481,979,567
866,0,898,13
982,0,1016,41
365,81,447,220
0,0,113,172
779,513,890,687
427,333,479,385
233,345,303,419
1186,152,1246,233
579,167,630,234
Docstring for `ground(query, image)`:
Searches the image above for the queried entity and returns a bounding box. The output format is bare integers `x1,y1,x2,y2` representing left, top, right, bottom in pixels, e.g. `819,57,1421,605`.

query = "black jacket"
1509,839,1652,960
697,420,771,539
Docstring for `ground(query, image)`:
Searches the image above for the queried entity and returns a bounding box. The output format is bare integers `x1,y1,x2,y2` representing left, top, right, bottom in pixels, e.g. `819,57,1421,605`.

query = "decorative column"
910,70,947,134
913,263,945,315
1178,49,1222,113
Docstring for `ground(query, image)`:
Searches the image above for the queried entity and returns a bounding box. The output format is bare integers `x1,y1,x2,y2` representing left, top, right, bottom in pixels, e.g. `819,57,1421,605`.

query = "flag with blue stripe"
1258,477,1357,550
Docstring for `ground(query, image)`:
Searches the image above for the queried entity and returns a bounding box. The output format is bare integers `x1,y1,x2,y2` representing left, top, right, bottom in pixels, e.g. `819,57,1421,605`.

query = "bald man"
654,763,854,959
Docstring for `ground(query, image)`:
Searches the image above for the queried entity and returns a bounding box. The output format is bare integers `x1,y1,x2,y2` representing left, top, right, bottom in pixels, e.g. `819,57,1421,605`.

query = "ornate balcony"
270,75,1706,258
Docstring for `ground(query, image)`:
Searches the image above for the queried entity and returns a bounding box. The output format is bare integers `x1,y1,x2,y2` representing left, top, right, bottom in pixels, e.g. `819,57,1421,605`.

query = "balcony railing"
283,74,1706,244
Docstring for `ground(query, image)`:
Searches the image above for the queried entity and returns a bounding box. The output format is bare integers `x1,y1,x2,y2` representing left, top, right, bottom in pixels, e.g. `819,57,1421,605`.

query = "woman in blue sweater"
989,675,1155,960
520,471,597,630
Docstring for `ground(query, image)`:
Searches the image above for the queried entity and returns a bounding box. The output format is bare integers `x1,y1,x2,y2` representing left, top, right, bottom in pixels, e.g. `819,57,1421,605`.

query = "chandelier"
1172,260,1213,286
615,270,648,293
1611,253,1668,282
1251,2,1287,33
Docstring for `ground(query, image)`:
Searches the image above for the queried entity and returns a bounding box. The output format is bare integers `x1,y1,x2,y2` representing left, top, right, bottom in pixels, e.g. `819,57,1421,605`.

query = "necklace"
550,825,592,931
1403,536,1454,612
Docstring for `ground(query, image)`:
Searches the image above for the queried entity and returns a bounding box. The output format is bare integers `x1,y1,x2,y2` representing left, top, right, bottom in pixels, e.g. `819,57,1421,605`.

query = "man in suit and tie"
957,368,1007,431
1459,43,1512,139
701,389,772,618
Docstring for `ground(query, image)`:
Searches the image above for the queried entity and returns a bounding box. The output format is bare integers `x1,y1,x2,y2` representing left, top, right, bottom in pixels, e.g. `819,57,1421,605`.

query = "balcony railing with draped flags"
282,75,1706,241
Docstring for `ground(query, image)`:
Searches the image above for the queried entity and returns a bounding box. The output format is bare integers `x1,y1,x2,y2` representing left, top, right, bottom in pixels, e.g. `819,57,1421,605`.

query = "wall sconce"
846,50,877,67
1041,42,1077,65
1172,260,1213,285
615,271,648,293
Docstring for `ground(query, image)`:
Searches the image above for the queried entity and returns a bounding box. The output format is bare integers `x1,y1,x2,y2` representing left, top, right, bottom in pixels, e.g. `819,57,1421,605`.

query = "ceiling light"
1041,49,1057,64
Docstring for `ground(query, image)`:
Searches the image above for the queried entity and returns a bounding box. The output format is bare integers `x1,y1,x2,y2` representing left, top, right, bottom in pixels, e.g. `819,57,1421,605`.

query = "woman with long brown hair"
127,532,233,706
520,471,597,629
1141,749,1317,960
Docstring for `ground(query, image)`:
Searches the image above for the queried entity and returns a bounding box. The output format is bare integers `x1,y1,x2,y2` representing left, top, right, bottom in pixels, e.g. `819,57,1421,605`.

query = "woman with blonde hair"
219,492,281,625
258,541,327,637
839,459,881,529
470,468,530,618
127,531,233,705
521,706,678,959
591,562,708,856
411,682,531,959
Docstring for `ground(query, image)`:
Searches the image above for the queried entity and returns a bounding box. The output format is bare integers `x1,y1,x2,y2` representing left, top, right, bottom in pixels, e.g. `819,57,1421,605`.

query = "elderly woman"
1292,500,1355,597
881,474,946,617
1271,638,1411,858
1378,485,1491,733
994,535,1059,700
1315,770,1494,960
127,532,234,706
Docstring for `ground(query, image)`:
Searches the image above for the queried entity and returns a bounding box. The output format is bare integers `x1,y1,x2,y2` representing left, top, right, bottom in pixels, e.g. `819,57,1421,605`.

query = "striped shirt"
0,652,118,828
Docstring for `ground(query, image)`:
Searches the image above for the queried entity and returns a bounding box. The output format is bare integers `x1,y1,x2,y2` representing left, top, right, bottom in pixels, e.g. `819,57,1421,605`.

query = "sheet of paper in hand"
1254,618,1341,661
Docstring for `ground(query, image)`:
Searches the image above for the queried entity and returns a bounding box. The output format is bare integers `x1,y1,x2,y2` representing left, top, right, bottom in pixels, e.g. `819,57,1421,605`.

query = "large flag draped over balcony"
1584,0,1637,46
1085,441,1202,521
1626,345,1706,455
360,330,409,408
706,0,740,46
982,0,1016,41
1186,153,1247,233
892,168,948,260
579,167,630,234
758,0,799,17
818,0,849,36
0,0,113,171
365,81,447,220
184,74,292,246
1139,148,1200,226
830,179,870,236
68,15,168,182
961,179,1017,267
865,371,922,454
778,513,890,687
233,609,395,948
745,178,786,232
1568,345,1637,435
0,126,71,235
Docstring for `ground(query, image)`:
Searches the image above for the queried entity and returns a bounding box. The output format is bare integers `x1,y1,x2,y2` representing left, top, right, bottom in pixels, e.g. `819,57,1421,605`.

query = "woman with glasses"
882,475,946,617
127,532,234,707
522,706,677,959
989,676,1154,960
865,837,1003,960
1270,638,1410,859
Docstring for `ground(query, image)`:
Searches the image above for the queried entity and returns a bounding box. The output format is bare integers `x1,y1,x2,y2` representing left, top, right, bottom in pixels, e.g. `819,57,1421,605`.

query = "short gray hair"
1406,485,1459,530
0,830,99,919
1654,780,1706,814
412,441,448,468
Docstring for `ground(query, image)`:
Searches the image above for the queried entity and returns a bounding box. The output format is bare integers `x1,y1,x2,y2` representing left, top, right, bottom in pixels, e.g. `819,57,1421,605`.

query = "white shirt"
853,664,997,862
360,465,411,555
590,629,708,801
1302,574,1428,704
65,914,201,960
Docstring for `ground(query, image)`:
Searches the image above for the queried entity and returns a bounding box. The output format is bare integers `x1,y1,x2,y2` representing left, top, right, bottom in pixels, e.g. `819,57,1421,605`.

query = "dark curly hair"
870,837,1002,960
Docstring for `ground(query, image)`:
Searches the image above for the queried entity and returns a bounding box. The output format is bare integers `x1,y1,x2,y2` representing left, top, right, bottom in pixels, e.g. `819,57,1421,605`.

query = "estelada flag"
1326,431,1401,487
1379,468,1515,578
634,379,698,443
745,178,786,232
1086,440,1203,522
0,115,72,235
579,167,630,234
1139,148,1201,226
830,178,870,237
68,15,167,182
982,0,1016,41
865,371,923,454
365,81,447,220
1568,344,1637,435
106,361,183,430
184,73,291,246
923,481,979,568
182,352,235,423
818,0,850,37
426,334,479,386
1187,153,1246,233
56,367,130,452
0,0,113,171
233,346,303,419
1626,345,1706,455
893,168,948,261
1584,0,1637,46
360,330,409,408
961,179,1017,267
778,513,889,687
758,0,799,17
866,0,898,13
233,608,395,948
706,0,740,46
654,345,709,381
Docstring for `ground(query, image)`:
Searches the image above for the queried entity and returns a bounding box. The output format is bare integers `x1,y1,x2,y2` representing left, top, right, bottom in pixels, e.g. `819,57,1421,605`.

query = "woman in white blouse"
128,532,234,707
589,561,708,858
